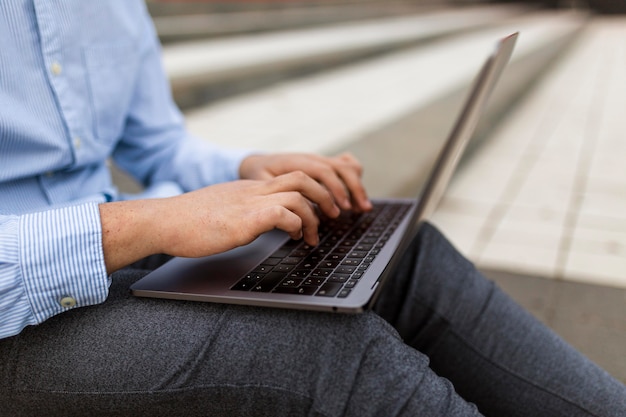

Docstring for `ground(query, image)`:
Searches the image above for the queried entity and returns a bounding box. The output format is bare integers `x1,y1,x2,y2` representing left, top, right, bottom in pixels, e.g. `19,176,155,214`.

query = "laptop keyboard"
231,202,410,298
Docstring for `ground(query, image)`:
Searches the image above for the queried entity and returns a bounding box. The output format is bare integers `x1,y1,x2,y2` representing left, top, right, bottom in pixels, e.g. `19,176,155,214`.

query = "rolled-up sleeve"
0,202,110,339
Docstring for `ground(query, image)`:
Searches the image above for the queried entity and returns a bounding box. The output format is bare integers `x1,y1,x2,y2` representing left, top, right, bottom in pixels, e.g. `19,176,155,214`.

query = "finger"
330,154,372,212
301,159,353,211
256,205,304,242
267,191,320,245
255,154,351,210
291,155,370,213
267,171,340,219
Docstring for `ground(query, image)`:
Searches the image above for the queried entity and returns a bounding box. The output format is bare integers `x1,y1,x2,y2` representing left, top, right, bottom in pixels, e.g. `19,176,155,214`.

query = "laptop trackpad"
131,229,289,294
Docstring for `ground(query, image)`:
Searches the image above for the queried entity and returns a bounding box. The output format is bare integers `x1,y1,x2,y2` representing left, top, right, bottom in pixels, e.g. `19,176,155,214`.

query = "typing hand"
239,153,373,213
100,171,342,273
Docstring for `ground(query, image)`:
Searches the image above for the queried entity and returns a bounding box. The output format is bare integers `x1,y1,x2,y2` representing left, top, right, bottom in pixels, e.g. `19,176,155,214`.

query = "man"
1,1,625,416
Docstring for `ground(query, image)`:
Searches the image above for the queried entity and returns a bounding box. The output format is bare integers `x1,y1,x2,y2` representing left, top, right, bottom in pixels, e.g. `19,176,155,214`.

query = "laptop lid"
366,32,518,308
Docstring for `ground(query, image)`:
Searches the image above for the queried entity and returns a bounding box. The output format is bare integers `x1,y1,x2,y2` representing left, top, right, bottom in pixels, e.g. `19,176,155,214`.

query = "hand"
157,172,343,257
239,153,372,213
100,171,341,273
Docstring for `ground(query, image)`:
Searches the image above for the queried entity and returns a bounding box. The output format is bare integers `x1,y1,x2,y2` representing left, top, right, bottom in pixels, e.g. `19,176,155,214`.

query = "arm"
100,171,341,274
1,173,319,337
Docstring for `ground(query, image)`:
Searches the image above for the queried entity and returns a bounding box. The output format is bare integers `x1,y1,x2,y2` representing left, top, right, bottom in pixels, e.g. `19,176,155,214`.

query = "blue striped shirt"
0,0,250,339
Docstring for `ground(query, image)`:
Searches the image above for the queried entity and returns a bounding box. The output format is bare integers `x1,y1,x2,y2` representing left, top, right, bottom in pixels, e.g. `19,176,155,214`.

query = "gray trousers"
1,223,625,417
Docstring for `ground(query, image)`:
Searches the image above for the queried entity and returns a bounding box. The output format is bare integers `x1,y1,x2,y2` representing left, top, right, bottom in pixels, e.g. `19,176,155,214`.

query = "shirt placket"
33,0,84,167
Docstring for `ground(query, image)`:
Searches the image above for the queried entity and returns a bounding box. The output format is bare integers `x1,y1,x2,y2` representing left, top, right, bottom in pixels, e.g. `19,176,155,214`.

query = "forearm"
99,199,165,274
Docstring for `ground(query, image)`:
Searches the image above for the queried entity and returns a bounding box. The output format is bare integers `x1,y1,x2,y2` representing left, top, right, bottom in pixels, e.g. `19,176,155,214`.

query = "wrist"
99,199,163,273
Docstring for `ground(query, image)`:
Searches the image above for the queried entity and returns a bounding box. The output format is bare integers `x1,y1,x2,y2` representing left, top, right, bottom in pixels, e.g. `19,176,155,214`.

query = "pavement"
430,17,626,383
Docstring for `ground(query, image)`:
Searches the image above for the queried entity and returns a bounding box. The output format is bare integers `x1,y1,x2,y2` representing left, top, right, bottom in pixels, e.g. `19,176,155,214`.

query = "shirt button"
51,61,62,76
45,171,54,178
74,137,81,149
60,296,77,308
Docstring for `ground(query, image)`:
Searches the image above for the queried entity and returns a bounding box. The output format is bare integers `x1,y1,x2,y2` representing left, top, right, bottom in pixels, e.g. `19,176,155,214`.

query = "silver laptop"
131,33,518,312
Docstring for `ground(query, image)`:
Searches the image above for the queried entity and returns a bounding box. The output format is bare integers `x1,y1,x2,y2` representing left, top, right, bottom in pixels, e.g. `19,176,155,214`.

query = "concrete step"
182,11,589,198
431,17,626,288
150,0,450,43
586,0,626,14
162,5,530,109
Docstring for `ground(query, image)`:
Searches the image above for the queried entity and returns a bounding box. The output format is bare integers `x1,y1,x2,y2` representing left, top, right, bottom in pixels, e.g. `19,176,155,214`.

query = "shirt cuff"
19,202,110,325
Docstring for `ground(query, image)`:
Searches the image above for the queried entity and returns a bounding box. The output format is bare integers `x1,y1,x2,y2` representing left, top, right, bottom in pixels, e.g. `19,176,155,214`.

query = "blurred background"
131,0,625,381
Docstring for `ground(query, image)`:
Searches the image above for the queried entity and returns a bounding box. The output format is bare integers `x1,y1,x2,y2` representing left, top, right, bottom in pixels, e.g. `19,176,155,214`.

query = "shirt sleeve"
111,4,254,193
0,202,110,339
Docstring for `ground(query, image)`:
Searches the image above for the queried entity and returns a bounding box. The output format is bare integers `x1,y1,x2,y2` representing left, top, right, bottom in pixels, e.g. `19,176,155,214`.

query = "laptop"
131,33,518,312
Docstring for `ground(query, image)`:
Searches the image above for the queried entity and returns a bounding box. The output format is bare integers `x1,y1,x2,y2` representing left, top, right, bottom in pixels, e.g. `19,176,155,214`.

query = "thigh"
375,222,626,417
0,268,481,417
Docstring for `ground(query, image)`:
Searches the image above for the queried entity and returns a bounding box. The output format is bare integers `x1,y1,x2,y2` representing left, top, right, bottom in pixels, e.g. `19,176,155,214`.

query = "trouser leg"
0,271,481,417
3,222,622,417
374,222,626,417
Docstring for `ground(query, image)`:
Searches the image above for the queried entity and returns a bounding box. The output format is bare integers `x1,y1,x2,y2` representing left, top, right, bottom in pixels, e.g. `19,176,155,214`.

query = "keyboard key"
328,274,350,283
273,286,318,295
315,282,343,297
311,269,332,277
251,272,285,292
289,270,310,278
262,257,282,266
231,278,259,291
351,271,364,279
280,278,304,288
303,277,326,286
326,253,345,262
273,264,295,273
337,288,352,298
336,266,356,274
281,257,303,265
319,260,340,269
341,259,361,267
272,248,293,257
252,265,273,273
344,279,359,288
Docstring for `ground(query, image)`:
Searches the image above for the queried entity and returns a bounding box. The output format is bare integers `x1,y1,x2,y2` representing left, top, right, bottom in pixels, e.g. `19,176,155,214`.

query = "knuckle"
270,204,290,218
336,153,362,171
319,165,336,178
273,170,308,188
289,170,308,182
284,191,304,206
